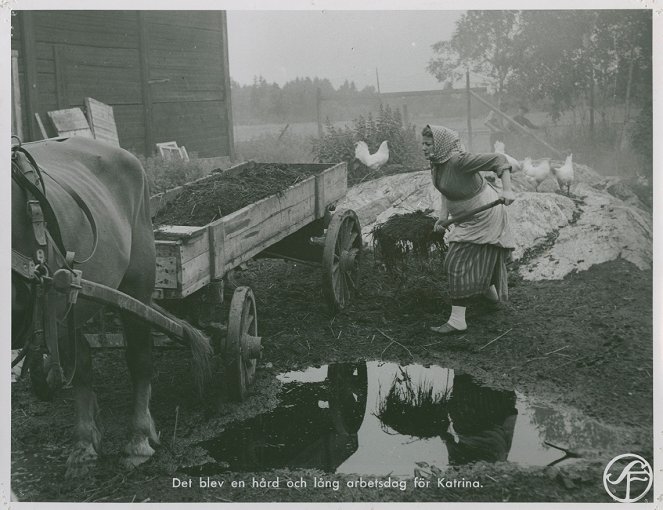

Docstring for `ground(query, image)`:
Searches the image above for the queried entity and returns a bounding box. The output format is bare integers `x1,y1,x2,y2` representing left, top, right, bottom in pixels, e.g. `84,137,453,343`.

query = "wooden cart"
148,161,362,400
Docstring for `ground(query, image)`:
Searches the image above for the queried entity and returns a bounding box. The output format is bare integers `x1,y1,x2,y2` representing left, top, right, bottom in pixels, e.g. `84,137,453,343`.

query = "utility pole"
466,70,473,151
375,68,381,95
316,87,323,138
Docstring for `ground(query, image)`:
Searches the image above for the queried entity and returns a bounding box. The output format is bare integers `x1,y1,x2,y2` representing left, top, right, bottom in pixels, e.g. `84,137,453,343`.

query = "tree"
427,11,521,108
510,10,652,131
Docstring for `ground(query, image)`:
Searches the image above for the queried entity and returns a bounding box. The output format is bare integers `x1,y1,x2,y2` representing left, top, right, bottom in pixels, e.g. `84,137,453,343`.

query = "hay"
372,210,446,269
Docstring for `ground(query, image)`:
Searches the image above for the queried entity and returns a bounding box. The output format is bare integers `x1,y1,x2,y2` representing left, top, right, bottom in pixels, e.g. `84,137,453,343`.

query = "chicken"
355,140,389,171
552,153,574,196
522,157,551,191
493,140,521,173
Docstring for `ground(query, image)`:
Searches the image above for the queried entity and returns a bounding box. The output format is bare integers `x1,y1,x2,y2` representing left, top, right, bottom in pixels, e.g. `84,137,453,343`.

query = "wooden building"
11,10,234,159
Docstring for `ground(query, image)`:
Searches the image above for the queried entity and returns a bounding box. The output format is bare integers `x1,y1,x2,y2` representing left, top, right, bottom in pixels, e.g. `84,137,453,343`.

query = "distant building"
11,11,234,159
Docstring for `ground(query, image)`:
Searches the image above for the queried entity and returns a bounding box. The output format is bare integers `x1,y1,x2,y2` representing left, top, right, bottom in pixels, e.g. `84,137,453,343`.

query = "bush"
312,103,427,185
138,156,209,195
234,131,315,164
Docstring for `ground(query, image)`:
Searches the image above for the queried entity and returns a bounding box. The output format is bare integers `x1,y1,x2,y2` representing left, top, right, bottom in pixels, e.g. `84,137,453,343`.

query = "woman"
422,125,516,335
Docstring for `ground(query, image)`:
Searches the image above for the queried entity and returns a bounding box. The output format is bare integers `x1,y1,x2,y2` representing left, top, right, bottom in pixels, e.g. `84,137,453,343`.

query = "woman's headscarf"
426,125,466,164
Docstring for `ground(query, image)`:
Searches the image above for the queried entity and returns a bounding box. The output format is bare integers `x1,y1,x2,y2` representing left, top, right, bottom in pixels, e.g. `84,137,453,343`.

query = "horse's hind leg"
65,332,102,479
120,311,159,469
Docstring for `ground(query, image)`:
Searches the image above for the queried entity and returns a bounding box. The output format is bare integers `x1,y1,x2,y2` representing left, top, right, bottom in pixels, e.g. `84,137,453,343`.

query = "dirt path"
10,256,652,503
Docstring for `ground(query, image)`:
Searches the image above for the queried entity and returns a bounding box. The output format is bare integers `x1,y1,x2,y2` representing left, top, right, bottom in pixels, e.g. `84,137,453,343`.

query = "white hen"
552,154,574,196
355,140,389,171
522,157,551,191
493,140,521,173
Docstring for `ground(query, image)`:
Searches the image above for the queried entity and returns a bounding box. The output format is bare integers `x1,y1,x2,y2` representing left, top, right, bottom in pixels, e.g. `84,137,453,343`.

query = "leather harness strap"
11,151,99,266
11,141,93,389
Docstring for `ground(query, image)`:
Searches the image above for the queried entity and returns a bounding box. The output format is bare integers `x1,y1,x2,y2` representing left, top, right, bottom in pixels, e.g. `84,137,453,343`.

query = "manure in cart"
153,163,326,227
372,210,446,270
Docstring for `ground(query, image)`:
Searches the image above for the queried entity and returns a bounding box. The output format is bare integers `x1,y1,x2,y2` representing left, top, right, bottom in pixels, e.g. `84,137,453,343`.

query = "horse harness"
11,139,99,390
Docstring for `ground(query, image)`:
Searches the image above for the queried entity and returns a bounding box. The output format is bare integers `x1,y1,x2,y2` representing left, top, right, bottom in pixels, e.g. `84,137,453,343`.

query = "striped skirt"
444,242,511,301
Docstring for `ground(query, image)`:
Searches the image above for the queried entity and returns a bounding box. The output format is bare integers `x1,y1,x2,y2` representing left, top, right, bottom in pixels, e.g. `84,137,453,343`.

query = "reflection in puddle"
185,361,617,477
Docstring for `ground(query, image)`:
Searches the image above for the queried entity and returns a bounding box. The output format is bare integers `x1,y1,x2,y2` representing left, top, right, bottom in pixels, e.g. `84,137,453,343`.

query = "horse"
11,136,211,478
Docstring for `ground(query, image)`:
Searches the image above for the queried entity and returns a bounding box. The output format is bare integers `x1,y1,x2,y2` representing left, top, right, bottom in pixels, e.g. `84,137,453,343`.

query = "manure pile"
372,210,446,268
154,163,323,227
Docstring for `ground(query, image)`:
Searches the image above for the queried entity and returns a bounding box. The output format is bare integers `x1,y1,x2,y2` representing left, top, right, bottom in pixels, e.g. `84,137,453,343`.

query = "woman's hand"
501,189,516,205
434,218,448,234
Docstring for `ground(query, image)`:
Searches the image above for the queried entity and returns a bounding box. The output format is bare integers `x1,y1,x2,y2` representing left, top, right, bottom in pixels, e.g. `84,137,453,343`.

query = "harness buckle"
27,200,47,246
70,270,82,304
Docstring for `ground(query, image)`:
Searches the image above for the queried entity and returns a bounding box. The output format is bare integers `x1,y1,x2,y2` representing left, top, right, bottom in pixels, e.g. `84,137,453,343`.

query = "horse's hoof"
121,438,155,470
65,443,98,479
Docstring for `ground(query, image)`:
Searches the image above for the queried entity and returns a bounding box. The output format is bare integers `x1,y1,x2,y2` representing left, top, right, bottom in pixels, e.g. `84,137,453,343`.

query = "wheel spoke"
334,273,343,299
348,230,359,247
245,312,255,332
345,271,356,291
338,272,347,304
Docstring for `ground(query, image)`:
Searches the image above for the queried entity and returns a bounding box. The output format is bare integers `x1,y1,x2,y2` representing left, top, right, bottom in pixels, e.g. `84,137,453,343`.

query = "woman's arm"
500,169,515,205
434,194,449,233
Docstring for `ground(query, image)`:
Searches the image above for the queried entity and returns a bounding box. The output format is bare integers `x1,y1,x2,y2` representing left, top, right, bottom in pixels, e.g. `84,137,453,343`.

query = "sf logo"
603,453,653,503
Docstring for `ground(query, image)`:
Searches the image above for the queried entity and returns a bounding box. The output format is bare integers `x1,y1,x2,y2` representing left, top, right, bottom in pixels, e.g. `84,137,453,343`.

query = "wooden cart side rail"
149,161,343,219
151,161,348,300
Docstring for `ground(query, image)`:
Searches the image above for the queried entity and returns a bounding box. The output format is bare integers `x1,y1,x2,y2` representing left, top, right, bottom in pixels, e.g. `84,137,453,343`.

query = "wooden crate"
151,161,347,300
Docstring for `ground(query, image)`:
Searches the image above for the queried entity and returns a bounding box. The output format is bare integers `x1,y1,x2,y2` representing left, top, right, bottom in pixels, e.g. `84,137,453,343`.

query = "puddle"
183,361,619,477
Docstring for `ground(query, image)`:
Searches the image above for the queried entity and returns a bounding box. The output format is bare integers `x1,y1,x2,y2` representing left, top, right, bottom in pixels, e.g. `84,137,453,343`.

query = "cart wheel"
224,286,262,401
322,209,362,313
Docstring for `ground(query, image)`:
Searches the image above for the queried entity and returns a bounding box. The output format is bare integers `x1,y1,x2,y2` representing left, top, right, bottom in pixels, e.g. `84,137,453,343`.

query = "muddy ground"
10,253,653,503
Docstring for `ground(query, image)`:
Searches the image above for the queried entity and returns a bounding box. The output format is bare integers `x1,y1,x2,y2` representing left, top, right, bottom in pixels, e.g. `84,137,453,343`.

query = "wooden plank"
181,251,212,296
11,50,23,139
220,11,235,159
65,64,142,106
20,12,38,141
151,101,227,157
208,222,225,281
57,45,141,69
155,242,180,291
155,230,210,264
36,72,58,113
221,178,317,269
138,12,154,156
53,45,68,108
47,107,94,138
155,256,178,289
147,21,224,53
145,11,223,31
111,104,145,151
34,11,140,49
34,113,48,139
85,97,120,146
316,163,347,218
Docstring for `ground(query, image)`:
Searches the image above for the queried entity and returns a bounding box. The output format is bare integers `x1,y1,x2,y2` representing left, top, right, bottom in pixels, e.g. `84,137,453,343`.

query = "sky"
226,10,463,93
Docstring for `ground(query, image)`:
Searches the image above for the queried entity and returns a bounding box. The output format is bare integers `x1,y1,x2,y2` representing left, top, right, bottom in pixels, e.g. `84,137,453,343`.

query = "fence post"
316,87,323,138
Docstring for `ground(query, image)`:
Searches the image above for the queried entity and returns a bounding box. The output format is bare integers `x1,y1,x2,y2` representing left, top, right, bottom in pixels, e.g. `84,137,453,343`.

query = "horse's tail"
151,303,213,395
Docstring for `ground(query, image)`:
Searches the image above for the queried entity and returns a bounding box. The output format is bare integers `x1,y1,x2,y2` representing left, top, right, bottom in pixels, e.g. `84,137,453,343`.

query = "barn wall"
10,10,233,159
